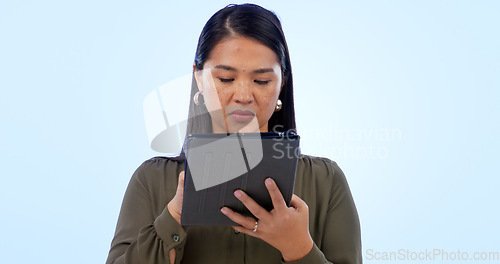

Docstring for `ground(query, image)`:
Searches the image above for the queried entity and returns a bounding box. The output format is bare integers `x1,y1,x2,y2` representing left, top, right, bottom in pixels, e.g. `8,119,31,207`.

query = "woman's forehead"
205,37,280,70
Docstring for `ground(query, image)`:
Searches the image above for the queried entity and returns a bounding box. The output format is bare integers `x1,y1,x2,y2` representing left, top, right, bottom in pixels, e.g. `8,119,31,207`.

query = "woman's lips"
229,109,255,122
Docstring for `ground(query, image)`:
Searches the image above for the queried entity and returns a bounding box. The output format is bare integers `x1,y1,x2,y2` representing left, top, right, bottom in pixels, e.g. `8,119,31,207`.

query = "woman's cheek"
216,89,230,105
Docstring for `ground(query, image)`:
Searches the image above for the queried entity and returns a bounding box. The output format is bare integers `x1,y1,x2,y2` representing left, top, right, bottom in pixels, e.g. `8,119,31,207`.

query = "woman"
106,4,361,264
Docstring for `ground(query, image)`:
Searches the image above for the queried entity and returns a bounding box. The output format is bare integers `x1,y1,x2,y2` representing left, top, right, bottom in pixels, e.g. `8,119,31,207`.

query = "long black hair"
169,3,296,161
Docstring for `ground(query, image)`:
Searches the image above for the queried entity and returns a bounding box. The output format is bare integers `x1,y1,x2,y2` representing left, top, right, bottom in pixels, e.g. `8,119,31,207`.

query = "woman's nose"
232,81,253,104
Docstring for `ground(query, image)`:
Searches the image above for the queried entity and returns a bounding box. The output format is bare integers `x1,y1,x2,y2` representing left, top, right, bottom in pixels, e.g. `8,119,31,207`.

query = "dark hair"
171,3,296,161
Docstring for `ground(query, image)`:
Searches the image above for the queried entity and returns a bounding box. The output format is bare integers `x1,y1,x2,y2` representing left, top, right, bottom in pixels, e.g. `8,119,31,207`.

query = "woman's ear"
193,63,203,93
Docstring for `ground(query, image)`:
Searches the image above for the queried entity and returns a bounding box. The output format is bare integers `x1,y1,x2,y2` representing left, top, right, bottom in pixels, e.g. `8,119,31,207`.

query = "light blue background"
1,1,498,263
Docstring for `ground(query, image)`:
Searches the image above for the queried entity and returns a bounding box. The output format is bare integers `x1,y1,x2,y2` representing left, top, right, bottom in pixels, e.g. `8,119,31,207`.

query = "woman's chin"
229,120,261,133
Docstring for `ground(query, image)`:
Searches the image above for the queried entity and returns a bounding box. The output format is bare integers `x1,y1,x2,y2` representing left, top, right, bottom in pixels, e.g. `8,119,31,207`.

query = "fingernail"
221,207,228,214
234,190,242,198
266,178,273,186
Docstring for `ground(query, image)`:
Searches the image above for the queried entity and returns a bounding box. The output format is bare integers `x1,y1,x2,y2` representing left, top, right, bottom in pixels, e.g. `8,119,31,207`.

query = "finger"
175,171,185,202
177,171,185,192
169,248,176,264
220,207,257,229
232,225,260,238
234,190,270,220
179,171,185,182
265,178,287,210
290,194,308,211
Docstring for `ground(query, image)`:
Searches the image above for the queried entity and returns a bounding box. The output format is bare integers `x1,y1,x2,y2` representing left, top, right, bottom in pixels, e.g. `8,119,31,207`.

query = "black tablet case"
181,132,300,226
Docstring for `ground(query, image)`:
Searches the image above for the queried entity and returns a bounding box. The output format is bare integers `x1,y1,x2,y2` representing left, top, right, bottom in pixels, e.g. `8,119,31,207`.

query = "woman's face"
195,36,282,133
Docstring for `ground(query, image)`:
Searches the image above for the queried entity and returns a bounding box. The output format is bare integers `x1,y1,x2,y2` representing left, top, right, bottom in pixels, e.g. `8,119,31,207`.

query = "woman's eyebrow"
253,68,274,74
214,64,274,74
214,65,237,71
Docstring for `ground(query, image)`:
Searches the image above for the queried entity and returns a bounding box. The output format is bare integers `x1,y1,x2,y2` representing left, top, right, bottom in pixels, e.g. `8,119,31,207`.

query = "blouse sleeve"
282,158,362,264
106,161,187,264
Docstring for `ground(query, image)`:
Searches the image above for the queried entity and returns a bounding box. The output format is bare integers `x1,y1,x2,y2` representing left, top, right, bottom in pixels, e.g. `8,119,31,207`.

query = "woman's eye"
218,78,234,83
254,80,270,85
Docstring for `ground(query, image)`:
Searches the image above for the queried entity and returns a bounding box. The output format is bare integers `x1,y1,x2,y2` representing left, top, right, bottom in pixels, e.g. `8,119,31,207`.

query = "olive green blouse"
106,154,362,264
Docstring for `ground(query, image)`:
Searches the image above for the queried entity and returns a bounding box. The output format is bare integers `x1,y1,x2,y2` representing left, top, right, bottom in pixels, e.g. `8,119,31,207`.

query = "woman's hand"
220,178,314,262
167,171,185,225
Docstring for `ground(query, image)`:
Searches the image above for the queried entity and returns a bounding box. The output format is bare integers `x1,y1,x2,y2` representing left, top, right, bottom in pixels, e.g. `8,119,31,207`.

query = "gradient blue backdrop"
1,1,498,263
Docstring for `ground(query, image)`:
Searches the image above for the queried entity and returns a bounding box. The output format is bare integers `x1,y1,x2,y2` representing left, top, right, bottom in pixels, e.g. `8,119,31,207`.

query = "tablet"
181,131,300,226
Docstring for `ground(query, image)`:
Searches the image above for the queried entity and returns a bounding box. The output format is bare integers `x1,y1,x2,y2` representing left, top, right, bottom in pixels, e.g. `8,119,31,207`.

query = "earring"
194,91,204,105
275,99,282,112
